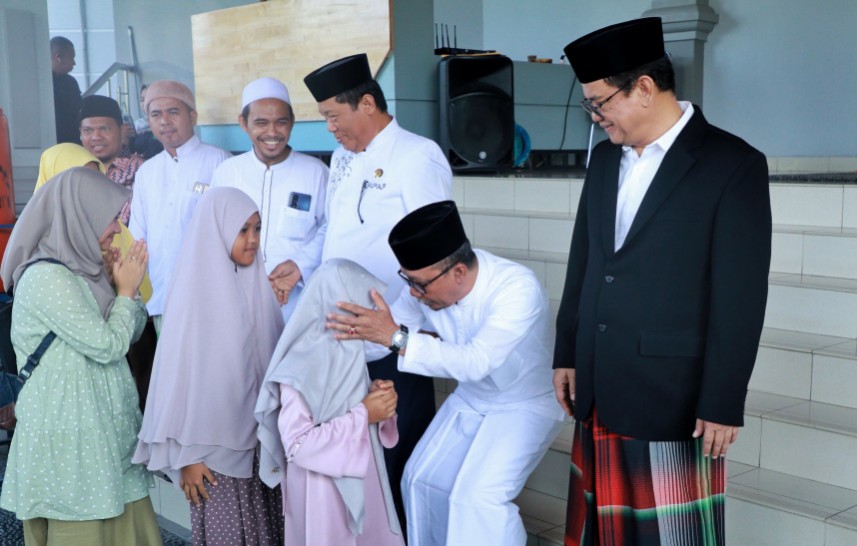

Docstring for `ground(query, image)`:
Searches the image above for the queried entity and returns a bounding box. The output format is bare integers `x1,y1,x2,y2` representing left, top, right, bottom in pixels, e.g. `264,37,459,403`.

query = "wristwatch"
388,324,409,353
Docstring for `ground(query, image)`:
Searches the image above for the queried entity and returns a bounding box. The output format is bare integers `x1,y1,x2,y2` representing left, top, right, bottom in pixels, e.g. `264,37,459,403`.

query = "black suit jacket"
553,107,772,441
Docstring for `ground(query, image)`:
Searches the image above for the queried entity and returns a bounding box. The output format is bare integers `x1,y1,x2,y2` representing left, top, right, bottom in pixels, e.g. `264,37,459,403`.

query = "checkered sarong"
565,408,725,546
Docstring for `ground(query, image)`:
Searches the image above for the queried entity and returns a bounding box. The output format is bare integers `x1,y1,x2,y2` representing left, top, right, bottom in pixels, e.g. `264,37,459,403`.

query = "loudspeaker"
439,55,514,172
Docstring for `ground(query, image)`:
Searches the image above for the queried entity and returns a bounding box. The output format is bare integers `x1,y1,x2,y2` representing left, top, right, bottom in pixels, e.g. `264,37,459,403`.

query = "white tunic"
386,249,564,545
211,150,328,321
129,136,231,316
320,118,452,301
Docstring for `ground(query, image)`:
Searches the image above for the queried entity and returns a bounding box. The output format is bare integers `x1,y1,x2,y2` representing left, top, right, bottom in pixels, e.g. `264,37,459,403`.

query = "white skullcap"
241,77,291,109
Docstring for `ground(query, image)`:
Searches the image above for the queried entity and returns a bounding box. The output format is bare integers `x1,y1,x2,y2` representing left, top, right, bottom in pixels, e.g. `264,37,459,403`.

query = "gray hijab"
134,187,284,480
256,258,400,537
0,167,129,317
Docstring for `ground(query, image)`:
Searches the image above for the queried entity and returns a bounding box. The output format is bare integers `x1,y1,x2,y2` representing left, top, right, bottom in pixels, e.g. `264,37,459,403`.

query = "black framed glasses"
579,78,635,117
398,262,457,295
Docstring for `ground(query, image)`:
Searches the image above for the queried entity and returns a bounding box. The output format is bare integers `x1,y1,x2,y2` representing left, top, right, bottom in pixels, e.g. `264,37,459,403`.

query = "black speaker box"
438,55,514,172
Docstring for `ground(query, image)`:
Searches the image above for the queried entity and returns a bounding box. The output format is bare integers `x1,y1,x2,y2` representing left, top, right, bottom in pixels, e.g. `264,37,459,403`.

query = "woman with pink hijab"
134,187,285,545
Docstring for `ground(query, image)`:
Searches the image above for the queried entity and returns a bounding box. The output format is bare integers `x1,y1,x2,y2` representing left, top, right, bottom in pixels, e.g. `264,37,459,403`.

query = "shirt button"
598,324,607,332
605,275,614,284
272,467,280,473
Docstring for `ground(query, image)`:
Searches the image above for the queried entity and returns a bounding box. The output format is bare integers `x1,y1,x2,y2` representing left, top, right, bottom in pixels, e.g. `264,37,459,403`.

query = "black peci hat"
564,17,665,84
79,95,123,126
304,53,373,102
389,201,468,271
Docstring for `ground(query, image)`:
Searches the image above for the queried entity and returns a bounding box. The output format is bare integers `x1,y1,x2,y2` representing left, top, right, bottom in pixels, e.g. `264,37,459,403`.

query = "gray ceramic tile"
765,400,857,436
729,468,857,514
743,391,806,417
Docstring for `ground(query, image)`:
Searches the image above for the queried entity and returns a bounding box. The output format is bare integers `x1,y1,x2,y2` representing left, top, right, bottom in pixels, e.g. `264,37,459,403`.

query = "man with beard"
129,80,231,334
211,77,328,322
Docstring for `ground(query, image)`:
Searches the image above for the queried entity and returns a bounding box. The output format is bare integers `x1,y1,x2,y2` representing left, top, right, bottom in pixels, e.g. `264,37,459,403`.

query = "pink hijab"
133,187,284,481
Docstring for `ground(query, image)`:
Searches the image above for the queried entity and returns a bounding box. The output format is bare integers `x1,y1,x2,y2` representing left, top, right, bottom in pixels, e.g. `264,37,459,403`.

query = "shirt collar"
248,147,292,171
361,117,399,155
622,101,694,156
173,135,202,160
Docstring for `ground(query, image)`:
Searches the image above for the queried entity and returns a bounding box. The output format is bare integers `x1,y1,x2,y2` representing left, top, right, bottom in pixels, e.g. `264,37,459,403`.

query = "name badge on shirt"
192,182,209,194
289,192,312,212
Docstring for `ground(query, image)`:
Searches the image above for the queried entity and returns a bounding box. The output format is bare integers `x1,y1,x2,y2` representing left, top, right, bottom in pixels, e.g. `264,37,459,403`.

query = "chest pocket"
277,206,315,240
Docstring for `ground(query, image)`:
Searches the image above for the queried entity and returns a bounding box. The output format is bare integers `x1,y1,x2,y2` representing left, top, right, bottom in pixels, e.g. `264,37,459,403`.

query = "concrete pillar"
642,0,718,105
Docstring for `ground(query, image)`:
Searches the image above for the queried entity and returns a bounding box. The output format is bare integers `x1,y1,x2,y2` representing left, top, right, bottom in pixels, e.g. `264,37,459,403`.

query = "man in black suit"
553,17,771,545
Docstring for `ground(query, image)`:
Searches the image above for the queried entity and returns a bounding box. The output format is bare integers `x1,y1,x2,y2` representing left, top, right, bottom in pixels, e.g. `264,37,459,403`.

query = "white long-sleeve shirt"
211,150,328,321
374,249,563,420
319,118,452,302
129,136,231,316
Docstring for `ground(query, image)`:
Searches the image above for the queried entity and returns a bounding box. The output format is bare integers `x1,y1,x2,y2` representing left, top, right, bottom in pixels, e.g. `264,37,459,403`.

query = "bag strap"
11,258,66,384
17,331,56,383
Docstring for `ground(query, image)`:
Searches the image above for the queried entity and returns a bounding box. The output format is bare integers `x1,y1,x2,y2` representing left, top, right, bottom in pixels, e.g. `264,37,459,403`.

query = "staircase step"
751,329,857,408
727,465,857,545
520,456,857,545
765,276,857,338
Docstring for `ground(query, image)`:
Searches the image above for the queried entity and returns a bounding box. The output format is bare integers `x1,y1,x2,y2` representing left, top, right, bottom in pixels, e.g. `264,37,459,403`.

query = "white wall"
704,0,857,157
112,0,251,96
436,0,857,158
0,0,55,205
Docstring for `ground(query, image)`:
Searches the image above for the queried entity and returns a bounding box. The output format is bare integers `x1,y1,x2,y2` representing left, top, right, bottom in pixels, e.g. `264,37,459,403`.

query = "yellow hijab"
35,143,104,190
32,143,152,302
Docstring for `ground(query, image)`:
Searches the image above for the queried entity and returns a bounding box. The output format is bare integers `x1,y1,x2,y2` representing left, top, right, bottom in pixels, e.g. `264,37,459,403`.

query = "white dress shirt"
319,118,452,302
615,102,694,250
129,136,232,316
211,149,328,321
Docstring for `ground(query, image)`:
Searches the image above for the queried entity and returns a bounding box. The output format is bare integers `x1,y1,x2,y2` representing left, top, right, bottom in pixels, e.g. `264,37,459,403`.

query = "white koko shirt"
129,135,232,316
373,249,563,420
319,118,452,302
211,150,328,321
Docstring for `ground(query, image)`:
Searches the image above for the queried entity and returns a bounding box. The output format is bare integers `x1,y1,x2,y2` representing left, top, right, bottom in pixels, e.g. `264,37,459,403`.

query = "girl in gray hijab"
255,258,403,546
0,167,158,545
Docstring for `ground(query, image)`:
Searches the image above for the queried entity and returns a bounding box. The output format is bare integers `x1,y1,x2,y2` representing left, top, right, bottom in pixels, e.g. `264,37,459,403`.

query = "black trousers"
368,351,436,537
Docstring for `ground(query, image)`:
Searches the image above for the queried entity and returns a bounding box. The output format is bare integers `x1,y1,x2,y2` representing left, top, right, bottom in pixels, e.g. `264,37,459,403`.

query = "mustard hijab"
31,143,153,302
34,143,104,190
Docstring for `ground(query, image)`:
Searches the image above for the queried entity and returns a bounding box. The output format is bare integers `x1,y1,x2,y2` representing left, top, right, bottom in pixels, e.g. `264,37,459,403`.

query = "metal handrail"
82,62,136,98
81,28,142,118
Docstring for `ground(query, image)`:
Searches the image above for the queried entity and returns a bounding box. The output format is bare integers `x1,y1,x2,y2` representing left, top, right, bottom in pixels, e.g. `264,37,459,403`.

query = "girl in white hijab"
133,187,284,546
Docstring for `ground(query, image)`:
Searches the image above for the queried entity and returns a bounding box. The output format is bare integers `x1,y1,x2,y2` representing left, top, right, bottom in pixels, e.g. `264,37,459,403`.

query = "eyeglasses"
579,79,635,117
398,262,457,295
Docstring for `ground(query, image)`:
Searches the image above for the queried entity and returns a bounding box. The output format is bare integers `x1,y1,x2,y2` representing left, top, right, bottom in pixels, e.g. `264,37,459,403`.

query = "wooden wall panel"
191,0,391,124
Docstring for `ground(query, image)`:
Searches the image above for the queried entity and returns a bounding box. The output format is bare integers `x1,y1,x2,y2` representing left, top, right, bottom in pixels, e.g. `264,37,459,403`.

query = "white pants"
402,391,562,546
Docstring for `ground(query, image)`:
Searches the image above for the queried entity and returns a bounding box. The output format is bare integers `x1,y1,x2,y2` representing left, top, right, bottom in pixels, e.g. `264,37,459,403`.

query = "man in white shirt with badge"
304,53,452,530
211,77,328,322
327,200,564,545
129,80,232,333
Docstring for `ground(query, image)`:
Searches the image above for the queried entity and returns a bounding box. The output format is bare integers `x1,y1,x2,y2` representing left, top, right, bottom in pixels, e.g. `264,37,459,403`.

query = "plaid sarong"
565,408,725,546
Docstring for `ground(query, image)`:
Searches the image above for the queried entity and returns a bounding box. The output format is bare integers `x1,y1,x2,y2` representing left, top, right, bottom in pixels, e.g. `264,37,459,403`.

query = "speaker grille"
447,91,513,167
439,55,514,172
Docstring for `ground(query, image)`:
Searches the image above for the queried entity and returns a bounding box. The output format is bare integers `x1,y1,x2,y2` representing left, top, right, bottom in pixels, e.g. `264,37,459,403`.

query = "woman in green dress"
0,167,162,545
